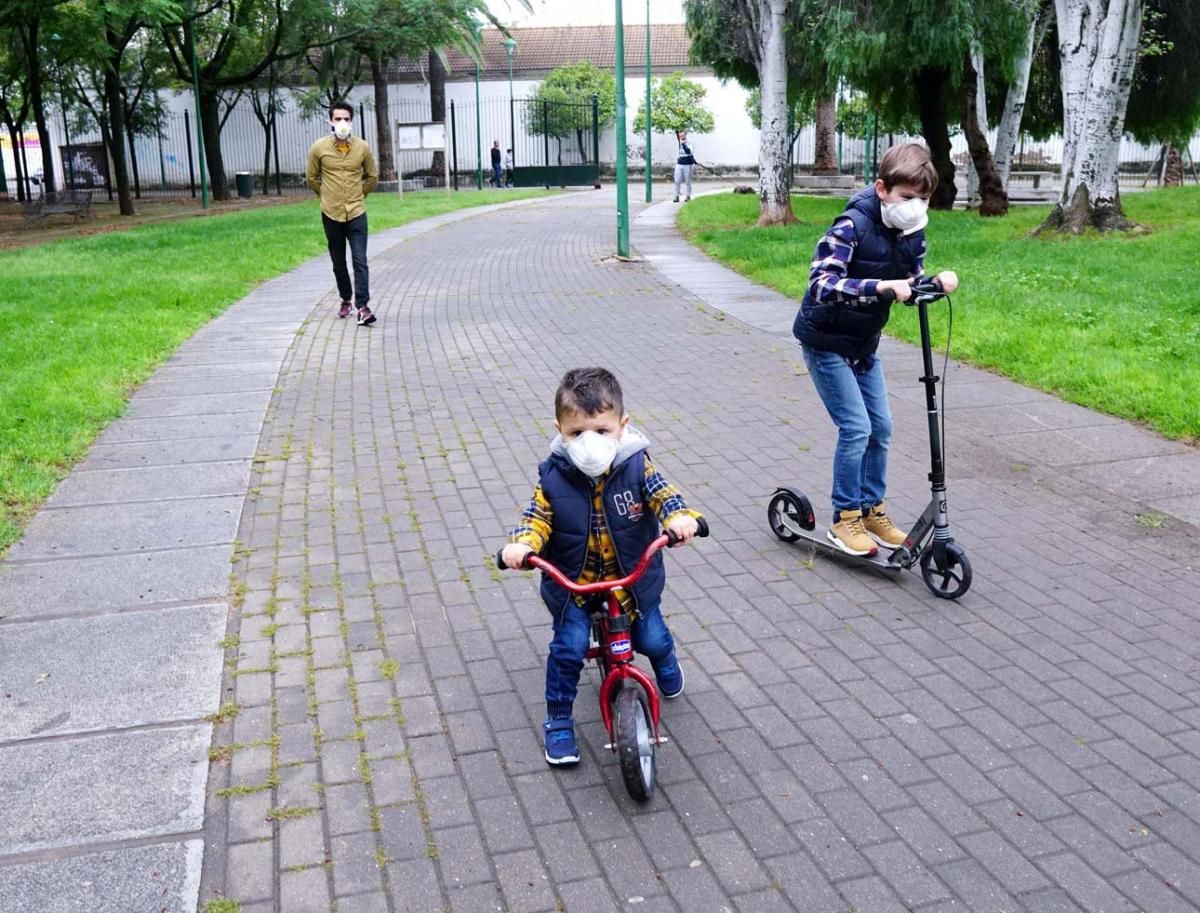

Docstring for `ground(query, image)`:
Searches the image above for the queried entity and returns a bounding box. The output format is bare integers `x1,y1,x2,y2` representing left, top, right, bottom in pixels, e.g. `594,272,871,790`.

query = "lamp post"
185,1,209,208
644,1,651,202
614,0,629,257
504,36,517,185
50,33,75,190
474,24,483,191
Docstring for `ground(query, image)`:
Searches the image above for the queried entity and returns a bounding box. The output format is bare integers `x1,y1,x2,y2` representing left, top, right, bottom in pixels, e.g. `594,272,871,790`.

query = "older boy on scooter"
792,143,958,557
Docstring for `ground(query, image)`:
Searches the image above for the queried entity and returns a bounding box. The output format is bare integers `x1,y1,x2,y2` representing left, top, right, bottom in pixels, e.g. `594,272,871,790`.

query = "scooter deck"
787,530,904,576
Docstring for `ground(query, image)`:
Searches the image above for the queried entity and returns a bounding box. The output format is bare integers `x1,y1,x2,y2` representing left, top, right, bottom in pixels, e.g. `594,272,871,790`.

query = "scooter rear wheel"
614,685,656,803
920,543,972,600
768,490,814,542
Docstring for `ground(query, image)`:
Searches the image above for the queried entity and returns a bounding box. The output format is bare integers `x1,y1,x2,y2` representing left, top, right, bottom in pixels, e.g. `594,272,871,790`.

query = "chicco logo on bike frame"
611,638,632,655
611,489,643,522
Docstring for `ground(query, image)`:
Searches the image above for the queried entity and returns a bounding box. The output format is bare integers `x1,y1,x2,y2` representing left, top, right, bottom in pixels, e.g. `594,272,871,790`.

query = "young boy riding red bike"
500,367,705,770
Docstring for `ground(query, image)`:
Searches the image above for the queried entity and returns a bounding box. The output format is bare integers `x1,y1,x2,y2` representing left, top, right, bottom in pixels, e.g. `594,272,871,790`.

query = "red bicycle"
497,517,709,801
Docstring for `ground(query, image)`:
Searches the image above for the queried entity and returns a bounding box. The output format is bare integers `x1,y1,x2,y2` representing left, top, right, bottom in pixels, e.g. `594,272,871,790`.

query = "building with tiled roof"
387,24,700,82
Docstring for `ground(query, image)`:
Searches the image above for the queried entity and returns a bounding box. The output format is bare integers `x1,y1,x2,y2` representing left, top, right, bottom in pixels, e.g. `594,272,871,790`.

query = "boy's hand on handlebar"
502,543,534,569
666,514,700,545
877,280,913,302
935,271,958,294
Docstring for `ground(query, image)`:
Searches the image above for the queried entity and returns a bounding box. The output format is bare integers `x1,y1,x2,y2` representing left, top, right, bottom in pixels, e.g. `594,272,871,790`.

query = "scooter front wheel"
614,685,656,803
920,542,972,600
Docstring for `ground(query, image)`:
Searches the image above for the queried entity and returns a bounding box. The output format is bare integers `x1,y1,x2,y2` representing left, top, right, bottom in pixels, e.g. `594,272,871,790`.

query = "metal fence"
4,90,1198,200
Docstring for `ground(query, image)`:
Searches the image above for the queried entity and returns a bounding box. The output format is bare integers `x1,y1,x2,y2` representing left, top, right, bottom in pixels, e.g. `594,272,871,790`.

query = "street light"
644,1,651,202
49,33,74,190
474,23,483,190
504,36,517,186
614,0,629,257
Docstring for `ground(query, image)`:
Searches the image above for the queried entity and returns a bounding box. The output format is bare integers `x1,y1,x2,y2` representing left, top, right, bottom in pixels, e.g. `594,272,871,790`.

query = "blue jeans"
801,344,893,521
545,597,675,720
321,212,369,307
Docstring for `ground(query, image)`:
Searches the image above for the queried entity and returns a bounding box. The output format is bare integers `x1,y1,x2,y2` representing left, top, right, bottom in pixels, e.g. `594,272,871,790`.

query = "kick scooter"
498,518,709,801
767,278,972,600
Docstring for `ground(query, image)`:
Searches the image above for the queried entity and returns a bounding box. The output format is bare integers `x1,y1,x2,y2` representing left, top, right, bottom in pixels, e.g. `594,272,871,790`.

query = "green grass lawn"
0,189,552,554
678,187,1200,444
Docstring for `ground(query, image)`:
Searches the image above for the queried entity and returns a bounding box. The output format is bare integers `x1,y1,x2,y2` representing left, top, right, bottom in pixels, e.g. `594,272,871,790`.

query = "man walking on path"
491,140,503,188
307,100,378,326
673,130,695,203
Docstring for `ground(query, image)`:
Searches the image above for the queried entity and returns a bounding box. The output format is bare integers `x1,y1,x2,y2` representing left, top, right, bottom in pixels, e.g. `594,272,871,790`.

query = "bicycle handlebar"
496,516,710,593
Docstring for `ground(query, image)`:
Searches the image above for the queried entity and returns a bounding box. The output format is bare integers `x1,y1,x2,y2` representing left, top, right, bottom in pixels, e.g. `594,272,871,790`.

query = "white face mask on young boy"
880,197,929,235
565,431,619,478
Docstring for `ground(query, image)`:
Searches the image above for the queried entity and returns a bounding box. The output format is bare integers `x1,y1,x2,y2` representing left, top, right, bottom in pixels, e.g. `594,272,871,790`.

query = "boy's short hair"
555,367,624,420
329,101,353,120
878,143,937,194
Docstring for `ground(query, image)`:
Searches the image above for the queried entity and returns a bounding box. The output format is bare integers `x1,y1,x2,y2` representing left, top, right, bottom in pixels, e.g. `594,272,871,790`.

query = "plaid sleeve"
643,457,701,526
509,483,552,552
809,217,881,305
912,235,927,280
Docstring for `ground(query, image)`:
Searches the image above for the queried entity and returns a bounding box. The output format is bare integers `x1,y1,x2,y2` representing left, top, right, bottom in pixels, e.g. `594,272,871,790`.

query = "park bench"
1008,170,1057,189
21,190,94,226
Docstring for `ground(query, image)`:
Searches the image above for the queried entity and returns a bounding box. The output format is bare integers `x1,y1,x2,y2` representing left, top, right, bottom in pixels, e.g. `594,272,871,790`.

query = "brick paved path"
203,190,1200,913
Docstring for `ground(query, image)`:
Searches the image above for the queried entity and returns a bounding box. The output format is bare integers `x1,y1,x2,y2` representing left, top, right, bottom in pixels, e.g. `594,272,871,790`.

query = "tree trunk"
22,20,56,193
960,52,1008,216
199,89,230,201
914,67,957,209
964,45,987,207
1163,142,1183,185
103,48,135,215
126,121,142,199
813,94,838,175
994,8,1042,188
371,58,396,183
755,0,796,226
429,51,446,177
1039,0,1144,233
6,121,26,202
261,112,272,194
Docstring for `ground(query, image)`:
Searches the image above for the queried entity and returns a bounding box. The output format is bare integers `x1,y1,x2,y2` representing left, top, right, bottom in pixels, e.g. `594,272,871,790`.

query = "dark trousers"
322,212,369,307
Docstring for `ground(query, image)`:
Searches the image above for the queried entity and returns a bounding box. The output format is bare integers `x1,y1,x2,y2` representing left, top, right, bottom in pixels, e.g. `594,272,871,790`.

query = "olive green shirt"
306,135,378,222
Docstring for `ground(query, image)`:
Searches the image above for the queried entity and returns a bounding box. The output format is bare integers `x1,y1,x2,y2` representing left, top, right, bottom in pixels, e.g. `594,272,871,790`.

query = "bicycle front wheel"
614,684,656,802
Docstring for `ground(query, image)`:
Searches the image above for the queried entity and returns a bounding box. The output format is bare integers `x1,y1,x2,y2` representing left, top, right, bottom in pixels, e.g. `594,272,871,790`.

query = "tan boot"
863,502,907,548
828,509,878,556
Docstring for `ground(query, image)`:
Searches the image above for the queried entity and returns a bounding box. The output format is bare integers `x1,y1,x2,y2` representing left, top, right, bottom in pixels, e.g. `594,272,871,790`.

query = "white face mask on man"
565,430,620,478
880,197,929,235
332,120,352,140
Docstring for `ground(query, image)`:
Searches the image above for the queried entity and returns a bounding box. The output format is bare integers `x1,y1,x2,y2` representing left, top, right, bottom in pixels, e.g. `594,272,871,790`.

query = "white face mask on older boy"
880,197,929,235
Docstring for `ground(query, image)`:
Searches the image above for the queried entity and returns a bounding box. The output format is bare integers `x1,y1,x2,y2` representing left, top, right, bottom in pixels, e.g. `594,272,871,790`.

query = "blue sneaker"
656,658,685,700
543,718,580,766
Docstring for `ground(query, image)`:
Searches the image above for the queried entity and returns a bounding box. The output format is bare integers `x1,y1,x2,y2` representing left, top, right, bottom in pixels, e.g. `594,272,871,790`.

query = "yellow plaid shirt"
510,456,699,614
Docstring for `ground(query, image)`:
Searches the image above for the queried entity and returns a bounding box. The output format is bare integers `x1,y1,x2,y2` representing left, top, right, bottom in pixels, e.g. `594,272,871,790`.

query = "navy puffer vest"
537,450,665,618
793,186,925,360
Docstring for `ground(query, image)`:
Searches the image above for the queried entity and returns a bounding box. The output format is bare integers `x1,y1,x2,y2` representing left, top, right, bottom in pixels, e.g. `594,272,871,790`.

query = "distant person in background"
673,130,694,203
505,148,514,187
491,140,503,188
306,100,378,326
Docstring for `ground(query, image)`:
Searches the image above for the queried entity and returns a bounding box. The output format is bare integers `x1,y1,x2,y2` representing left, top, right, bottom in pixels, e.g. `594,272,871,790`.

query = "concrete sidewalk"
0,194,572,913
4,187,1200,913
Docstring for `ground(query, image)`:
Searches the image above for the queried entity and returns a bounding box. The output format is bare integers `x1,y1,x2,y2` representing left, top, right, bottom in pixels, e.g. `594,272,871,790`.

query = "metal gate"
450,96,600,189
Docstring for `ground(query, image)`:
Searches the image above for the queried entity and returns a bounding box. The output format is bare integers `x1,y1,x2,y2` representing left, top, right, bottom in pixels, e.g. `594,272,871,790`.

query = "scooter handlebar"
877,278,945,306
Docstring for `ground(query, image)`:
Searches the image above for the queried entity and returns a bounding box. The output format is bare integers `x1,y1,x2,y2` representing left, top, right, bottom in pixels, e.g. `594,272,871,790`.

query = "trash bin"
235,171,252,199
